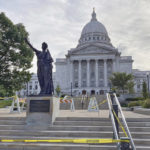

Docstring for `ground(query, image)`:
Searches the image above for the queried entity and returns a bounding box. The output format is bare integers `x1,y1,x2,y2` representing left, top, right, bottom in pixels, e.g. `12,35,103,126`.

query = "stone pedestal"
26,96,59,130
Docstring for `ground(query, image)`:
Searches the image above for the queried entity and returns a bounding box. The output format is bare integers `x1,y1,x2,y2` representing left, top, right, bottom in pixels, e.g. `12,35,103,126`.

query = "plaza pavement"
0,107,150,118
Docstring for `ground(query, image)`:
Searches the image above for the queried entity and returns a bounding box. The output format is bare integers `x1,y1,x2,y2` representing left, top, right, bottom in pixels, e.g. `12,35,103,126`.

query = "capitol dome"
78,9,111,47
81,11,108,35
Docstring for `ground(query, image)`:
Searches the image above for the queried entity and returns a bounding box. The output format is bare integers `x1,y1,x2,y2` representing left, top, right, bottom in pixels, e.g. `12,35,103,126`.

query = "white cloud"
0,0,150,72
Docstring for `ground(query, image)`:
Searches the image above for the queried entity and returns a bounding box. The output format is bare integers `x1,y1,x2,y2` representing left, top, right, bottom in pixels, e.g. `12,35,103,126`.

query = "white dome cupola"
78,9,112,47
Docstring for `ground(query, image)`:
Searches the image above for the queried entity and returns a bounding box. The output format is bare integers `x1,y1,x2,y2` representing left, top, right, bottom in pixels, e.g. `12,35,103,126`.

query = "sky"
0,0,150,73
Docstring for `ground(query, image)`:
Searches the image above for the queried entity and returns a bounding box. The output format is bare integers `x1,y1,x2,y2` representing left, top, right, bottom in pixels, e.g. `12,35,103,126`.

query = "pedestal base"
26,96,59,130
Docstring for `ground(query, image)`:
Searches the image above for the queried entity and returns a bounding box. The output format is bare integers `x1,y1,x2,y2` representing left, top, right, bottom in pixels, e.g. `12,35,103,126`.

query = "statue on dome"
25,38,54,96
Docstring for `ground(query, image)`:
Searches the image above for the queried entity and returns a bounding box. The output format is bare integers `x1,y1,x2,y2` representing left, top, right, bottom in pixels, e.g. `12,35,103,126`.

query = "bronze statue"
25,38,54,96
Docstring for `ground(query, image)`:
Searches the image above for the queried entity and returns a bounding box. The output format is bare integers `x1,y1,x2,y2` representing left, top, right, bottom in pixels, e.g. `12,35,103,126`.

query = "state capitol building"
18,10,150,97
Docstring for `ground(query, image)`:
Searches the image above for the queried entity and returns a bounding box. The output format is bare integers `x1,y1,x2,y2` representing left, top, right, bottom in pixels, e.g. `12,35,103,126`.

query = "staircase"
0,117,150,149
60,95,108,110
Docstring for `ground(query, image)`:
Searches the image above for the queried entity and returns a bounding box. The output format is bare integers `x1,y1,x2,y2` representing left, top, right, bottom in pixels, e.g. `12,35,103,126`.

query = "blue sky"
0,0,150,72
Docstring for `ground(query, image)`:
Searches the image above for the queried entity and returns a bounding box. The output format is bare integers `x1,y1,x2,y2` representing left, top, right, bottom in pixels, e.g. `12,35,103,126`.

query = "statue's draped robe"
35,49,53,95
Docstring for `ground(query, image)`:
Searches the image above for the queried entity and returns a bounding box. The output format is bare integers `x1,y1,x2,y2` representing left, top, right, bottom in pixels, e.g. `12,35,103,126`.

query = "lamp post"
147,72,150,97
27,82,29,96
71,82,72,96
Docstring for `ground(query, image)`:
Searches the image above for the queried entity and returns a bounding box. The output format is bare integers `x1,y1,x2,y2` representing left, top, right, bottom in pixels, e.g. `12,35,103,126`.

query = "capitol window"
74,82,78,88
89,37,91,40
97,37,99,40
137,85,140,89
29,85,32,90
93,37,95,40
35,85,38,90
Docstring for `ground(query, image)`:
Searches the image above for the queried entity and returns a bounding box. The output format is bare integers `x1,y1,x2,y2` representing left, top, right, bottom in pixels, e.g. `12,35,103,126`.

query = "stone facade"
133,69,150,94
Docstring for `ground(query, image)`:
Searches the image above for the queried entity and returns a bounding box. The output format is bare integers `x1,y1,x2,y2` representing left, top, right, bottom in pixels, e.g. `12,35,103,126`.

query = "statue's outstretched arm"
25,38,37,52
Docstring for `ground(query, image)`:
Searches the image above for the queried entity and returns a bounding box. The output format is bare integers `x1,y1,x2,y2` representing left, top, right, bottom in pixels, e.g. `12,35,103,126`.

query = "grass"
0,100,12,108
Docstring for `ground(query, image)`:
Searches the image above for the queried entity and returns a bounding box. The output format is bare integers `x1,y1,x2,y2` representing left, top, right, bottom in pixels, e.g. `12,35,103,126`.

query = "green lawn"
0,100,12,108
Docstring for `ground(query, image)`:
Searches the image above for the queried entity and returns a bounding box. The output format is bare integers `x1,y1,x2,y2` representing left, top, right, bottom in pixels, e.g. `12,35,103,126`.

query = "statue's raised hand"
24,38,37,52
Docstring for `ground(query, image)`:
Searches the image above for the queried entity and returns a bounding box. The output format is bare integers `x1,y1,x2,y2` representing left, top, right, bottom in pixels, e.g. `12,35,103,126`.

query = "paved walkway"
0,108,150,118
59,110,150,118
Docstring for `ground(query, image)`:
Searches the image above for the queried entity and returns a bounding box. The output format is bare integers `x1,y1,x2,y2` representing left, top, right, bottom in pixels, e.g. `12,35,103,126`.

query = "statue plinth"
26,96,60,130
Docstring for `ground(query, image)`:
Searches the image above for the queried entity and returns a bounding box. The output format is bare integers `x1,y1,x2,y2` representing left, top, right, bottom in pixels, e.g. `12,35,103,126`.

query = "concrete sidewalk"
0,108,150,118
59,110,150,118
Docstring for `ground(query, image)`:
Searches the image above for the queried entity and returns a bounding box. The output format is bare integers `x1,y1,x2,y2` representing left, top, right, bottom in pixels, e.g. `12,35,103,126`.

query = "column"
70,61,73,84
112,59,116,72
95,59,99,87
104,59,108,87
78,60,81,88
87,60,90,87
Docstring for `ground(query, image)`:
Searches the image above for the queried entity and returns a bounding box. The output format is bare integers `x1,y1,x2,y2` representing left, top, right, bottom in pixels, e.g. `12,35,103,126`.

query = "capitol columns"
95,59,99,87
104,59,108,87
70,60,74,86
78,60,82,88
112,59,116,73
87,59,90,87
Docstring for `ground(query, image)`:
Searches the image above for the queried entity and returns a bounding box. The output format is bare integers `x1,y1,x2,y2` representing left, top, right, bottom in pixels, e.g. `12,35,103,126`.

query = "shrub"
0,100,12,108
126,97,144,101
142,99,150,108
120,102,128,107
128,101,140,107
142,82,148,99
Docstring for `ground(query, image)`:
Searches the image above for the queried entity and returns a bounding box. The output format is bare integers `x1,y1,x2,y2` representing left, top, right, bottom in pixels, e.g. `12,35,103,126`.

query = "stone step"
0,143,116,150
54,121,150,127
56,117,110,121
49,126,150,132
1,125,150,133
0,117,25,121
0,136,150,148
0,143,149,150
0,120,25,125
60,96,108,110
0,116,149,122
56,117,150,122
0,130,150,139
134,139,150,146
137,146,150,150
0,130,113,137
0,135,116,140
0,125,25,130
0,135,150,146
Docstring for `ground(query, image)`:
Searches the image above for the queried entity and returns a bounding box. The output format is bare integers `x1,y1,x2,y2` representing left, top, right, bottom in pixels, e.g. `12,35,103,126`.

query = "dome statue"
81,9,108,35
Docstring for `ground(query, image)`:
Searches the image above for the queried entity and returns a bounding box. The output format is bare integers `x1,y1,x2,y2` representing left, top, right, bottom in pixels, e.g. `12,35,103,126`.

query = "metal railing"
106,92,136,150
106,93,120,149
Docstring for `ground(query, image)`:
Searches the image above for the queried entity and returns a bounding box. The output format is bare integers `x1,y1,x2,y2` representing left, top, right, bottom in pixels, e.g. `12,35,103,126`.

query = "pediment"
71,46,113,55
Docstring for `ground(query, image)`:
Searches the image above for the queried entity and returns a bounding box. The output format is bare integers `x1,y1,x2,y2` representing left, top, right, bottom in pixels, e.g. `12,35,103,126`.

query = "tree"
55,85,61,96
110,72,133,93
0,85,7,97
0,13,34,96
142,82,148,99
126,81,135,94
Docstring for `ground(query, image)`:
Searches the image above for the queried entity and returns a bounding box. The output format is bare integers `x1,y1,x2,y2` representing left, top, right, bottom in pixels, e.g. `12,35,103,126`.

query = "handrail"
113,93,136,150
106,93,120,149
